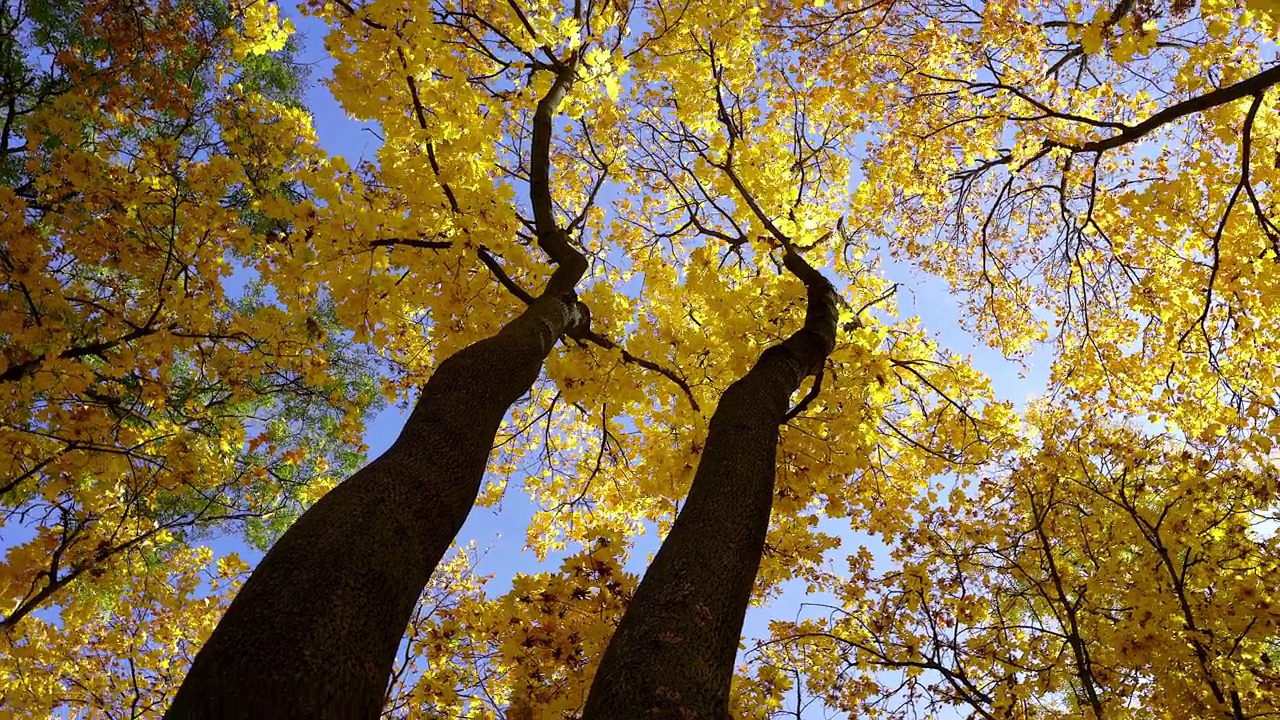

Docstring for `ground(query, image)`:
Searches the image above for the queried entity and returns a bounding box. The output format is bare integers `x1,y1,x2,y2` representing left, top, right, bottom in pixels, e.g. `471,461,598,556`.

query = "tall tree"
366,1,1002,715
581,245,838,719
0,0,375,637
577,20,857,704
166,60,591,720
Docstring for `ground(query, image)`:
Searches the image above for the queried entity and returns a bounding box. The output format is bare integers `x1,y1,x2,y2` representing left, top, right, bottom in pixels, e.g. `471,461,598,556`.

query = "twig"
784,368,824,422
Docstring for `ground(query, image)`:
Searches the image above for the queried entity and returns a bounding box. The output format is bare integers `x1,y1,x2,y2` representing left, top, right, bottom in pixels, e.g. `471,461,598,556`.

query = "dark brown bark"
580,250,839,720
166,66,585,720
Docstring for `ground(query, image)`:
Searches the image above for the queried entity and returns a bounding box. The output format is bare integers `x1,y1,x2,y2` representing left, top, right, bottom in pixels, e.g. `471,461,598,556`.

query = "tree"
165,38,594,720
787,0,1280,446
580,245,838,718
575,26,855,706
307,0,997,715
7,0,1280,717
170,0,994,713
765,408,1279,719
1,0,378,653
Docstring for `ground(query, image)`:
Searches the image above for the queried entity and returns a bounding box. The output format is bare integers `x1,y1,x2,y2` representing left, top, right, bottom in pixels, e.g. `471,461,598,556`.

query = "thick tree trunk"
166,273,585,719
167,66,584,720
580,250,839,720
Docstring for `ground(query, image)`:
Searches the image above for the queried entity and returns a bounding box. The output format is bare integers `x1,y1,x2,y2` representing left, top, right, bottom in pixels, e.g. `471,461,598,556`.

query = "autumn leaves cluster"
3,0,1279,717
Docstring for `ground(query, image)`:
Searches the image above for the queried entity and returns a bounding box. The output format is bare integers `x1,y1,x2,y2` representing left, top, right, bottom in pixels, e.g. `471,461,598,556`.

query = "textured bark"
167,65,584,720
580,250,839,720
166,273,585,720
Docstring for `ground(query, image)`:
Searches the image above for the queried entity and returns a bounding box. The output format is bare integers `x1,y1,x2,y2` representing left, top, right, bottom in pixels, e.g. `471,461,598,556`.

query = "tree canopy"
2,0,1277,717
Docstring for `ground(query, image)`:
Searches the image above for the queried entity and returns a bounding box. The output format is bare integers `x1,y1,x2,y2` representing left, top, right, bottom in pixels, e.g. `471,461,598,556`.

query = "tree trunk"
579,250,839,720
165,274,585,719
167,65,584,720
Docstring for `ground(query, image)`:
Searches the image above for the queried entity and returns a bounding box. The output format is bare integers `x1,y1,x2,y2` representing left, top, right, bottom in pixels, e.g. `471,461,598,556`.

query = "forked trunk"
580,250,839,720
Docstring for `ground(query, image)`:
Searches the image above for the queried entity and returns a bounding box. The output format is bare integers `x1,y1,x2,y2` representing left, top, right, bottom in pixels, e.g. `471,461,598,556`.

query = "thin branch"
784,368,824,422
369,237,453,250
1069,64,1280,154
580,330,700,412
478,248,536,305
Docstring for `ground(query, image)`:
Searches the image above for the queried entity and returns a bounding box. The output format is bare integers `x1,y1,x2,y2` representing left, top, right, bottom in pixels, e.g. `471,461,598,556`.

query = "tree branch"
580,330,700,412
1068,64,1280,154
477,248,536,305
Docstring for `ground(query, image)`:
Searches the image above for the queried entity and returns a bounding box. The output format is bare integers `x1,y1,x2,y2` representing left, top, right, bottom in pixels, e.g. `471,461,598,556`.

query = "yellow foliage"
6,0,1280,717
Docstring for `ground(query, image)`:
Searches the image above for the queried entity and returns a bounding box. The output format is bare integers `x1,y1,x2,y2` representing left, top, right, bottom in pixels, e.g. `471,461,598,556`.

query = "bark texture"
167,67,583,720
579,250,839,720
